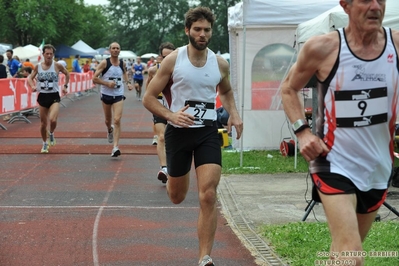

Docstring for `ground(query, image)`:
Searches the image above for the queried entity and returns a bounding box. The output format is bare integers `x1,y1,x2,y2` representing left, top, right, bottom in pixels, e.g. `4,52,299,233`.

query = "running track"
0,88,259,265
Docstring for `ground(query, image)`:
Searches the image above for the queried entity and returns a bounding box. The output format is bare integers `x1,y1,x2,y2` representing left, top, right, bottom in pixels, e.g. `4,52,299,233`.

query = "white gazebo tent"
228,0,338,151
72,40,98,57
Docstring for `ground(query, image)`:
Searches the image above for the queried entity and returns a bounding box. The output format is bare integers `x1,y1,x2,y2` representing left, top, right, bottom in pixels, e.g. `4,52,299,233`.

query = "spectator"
6,50,20,77
83,60,90,73
21,66,32,78
72,54,82,97
0,55,7,79
23,58,35,69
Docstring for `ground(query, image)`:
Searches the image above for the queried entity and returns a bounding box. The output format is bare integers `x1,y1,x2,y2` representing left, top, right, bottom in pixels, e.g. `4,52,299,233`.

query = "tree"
0,0,109,48
199,0,241,54
106,0,189,55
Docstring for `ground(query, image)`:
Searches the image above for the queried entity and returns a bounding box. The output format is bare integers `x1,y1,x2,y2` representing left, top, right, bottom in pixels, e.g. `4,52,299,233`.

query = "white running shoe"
152,135,158,145
157,167,168,183
111,146,121,157
41,142,49,153
107,125,114,144
49,133,56,146
199,255,214,266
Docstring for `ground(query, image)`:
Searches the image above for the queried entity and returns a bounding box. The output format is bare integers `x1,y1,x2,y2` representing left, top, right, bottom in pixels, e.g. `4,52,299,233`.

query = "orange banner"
0,72,94,115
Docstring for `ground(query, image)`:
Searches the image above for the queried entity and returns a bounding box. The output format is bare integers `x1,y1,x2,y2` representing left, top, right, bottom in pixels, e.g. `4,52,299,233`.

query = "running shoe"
157,167,168,183
152,135,158,145
107,125,114,144
199,255,214,266
49,133,56,146
111,146,121,157
41,142,49,153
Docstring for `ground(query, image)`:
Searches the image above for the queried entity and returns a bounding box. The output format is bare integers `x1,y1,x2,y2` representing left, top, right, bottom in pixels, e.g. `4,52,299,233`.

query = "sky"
84,0,109,6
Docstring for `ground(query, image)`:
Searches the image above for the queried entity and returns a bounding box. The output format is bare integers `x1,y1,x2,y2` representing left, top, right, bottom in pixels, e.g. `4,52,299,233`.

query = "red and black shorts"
311,172,388,214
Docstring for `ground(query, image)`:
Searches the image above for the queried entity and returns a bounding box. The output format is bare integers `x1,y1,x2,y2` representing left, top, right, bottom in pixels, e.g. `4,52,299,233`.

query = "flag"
37,39,45,62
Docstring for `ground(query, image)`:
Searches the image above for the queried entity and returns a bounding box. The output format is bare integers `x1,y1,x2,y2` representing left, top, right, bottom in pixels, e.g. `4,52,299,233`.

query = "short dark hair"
185,6,215,29
23,66,32,74
0,55,3,63
6,49,13,55
43,44,56,54
25,58,30,62
75,54,80,59
159,42,175,55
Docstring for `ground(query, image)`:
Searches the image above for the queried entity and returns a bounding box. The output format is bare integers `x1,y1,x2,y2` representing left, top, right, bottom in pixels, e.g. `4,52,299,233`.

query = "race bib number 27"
185,100,216,126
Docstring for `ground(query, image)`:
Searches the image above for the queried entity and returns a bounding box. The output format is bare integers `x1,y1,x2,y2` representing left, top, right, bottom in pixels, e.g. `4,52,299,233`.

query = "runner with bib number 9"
281,0,399,265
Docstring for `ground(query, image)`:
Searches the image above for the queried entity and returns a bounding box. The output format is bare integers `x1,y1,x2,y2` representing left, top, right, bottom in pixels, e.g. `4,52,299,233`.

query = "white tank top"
166,45,221,128
311,27,399,191
37,61,60,93
101,59,124,96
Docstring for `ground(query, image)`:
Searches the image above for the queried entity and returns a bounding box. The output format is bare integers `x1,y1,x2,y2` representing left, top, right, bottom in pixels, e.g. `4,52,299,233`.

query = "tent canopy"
96,47,110,55
297,2,399,45
141,53,158,59
120,50,137,60
94,50,137,61
227,0,338,150
228,0,338,28
55,44,93,58
72,40,98,56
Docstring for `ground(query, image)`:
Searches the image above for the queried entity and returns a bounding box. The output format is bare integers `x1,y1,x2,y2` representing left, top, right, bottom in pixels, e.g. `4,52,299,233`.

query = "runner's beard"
189,34,211,51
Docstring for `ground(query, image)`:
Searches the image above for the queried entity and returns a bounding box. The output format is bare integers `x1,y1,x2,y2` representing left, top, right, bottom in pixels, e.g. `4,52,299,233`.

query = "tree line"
0,0,240,55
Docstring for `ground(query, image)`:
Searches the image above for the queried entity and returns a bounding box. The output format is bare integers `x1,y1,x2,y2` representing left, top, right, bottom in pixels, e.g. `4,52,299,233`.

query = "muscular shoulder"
158,50,178,74
216,55,229,78
302,31,339,60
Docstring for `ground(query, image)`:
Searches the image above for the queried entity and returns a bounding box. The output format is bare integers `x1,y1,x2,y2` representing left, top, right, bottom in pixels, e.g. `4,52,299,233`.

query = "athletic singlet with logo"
133,63,145,80
36,61,59,93
163,45,221,128
311,27,399,191
101,58,124,97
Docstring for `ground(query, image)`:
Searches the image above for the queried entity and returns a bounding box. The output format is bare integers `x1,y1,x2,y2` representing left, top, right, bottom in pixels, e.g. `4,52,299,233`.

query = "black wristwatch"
64,84,68,88
292,119,310,134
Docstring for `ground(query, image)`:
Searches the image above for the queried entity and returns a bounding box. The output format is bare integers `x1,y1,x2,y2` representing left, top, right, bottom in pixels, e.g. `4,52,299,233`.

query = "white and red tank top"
311,27,399,191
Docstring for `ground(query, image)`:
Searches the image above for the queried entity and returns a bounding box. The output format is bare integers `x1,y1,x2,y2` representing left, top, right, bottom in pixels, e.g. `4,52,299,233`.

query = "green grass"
221,149,399,265
261,221,399,266
222,149,309,174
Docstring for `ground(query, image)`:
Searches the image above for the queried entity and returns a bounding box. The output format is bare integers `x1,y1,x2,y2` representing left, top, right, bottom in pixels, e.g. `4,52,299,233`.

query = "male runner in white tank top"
28,44,70,153
143,7,243,266
93,42,133,157
281,1,399,265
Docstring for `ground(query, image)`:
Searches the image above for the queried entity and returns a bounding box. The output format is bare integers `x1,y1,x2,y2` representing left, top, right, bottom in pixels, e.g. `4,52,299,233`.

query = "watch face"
292,119,306,130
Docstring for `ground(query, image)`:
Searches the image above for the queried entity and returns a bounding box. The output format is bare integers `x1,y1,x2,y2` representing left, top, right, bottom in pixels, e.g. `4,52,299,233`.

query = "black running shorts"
311,172,388,214
153,114,167,125
37,92,61,109
101,94,125,105
133,78,143,87
164,123,221,177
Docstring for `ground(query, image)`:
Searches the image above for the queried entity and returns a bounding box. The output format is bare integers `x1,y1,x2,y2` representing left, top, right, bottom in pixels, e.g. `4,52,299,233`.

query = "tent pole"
239,26,247,167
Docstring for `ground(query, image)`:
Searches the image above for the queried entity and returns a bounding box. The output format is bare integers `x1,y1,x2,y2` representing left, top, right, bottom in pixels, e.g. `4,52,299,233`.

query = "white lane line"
0,206,200,209
92,161,123,266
